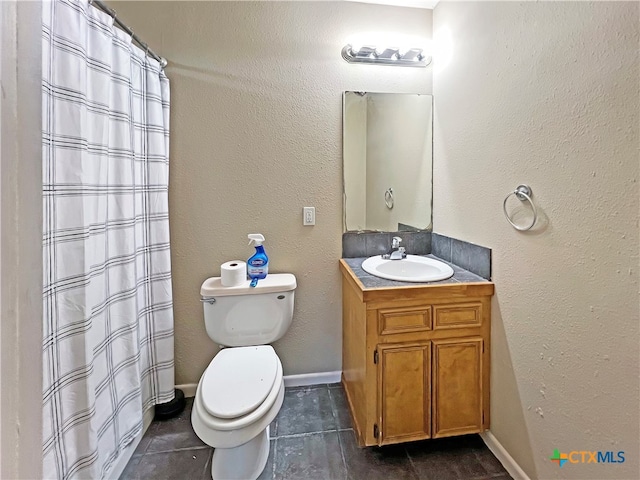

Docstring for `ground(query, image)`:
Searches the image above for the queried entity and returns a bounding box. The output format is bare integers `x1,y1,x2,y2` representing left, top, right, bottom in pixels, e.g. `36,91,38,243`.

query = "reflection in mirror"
343,92,433,232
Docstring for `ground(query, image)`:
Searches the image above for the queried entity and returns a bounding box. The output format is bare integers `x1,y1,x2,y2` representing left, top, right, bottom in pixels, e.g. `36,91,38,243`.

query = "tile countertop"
342,254,489,289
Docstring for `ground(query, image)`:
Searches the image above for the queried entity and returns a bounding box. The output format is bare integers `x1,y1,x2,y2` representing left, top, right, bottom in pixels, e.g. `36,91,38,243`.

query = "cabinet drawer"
378,306,432,336
433,303,482,330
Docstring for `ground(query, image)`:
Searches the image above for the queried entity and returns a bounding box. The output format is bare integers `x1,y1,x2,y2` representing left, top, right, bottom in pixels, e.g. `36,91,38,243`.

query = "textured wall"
113,1,432,384
433,2,639,479
0,1,43,478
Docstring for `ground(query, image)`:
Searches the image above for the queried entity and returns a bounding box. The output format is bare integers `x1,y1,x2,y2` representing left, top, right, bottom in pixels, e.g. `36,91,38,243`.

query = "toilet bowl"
192,274,296,480
192,346,285,479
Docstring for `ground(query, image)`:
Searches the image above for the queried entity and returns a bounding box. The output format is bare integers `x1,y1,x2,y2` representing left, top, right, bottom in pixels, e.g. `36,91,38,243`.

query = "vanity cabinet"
340,259,494,447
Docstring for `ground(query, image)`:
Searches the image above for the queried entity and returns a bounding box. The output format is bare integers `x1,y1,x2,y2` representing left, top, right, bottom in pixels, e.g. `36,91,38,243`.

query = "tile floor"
121,383,512,480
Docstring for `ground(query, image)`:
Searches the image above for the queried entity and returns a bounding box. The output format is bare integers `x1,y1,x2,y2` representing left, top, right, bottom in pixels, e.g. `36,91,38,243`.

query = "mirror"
343,91,433,232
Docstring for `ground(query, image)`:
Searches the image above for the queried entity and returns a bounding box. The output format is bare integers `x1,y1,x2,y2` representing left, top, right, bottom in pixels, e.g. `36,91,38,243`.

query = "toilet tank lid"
201,273,296,297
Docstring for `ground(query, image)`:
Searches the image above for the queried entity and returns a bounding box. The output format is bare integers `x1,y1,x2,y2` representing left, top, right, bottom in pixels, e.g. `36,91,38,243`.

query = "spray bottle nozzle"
248,233,265,246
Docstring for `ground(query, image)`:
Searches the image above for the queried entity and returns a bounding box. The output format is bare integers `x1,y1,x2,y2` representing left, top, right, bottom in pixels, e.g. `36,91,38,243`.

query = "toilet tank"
200,273,296,347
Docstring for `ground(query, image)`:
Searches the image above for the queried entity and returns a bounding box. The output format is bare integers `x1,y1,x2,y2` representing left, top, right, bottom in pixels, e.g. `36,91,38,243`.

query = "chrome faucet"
382,236,406,260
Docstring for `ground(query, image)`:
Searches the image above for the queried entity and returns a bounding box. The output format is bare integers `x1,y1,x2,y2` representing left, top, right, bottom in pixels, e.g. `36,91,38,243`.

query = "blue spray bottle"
247,233,268,287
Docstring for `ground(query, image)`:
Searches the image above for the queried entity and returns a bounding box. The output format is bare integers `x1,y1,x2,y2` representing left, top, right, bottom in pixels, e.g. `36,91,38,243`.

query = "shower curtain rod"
89,0,168,68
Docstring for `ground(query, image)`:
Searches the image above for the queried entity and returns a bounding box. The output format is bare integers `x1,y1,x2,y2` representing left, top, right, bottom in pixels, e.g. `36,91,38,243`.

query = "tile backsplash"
432,233,492,280
342,231,432,258
342,231,491,280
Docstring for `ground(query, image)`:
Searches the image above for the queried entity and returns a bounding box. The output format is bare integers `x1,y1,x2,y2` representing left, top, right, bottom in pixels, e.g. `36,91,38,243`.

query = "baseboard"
480,431,531,480
108,406,155,479
283,371,342,387
176,383,197,398
176,371,342,398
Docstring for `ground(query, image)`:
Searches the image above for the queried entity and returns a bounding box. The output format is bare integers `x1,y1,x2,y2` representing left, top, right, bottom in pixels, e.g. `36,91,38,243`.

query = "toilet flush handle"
200,297,216,304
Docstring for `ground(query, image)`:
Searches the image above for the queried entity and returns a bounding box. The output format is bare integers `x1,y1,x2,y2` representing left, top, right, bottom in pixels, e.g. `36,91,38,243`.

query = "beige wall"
114,1,433,384
433,2,639,479
0,1,43,478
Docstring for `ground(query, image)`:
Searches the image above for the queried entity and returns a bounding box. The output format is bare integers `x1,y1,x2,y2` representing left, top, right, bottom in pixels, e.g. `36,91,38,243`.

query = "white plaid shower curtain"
42,1,174,478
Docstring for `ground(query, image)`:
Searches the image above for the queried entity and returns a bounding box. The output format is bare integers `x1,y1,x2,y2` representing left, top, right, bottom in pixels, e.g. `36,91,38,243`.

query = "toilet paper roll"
221,260,247,287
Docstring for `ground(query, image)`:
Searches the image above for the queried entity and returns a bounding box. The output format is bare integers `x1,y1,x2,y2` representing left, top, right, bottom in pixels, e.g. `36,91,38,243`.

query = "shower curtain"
42,1,174,478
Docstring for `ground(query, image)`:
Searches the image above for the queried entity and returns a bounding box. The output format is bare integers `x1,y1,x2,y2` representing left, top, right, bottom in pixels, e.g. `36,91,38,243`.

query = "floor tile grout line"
405,444,421,480
471,450,495,478
201,448,213,480
270,436,277,480
142,444,211,455
271,427,353,440
467,474,510,480
273,429,337,439
322,384,339,433
286,383,335,392
334,423,349,479
327,387,341,431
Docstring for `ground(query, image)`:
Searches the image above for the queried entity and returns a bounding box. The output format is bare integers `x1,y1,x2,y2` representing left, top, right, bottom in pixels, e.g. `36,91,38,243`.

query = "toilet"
191,273,296,480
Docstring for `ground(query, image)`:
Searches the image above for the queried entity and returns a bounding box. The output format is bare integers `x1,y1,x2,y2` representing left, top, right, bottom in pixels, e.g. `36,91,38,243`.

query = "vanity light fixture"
341,44,431,67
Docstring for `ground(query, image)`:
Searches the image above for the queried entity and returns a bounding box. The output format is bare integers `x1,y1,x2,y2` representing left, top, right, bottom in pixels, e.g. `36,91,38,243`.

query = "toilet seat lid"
201,345,280,419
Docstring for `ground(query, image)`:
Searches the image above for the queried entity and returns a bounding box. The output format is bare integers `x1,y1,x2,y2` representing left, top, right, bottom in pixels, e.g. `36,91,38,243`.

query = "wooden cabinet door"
377,342,431,445
432,337,484,438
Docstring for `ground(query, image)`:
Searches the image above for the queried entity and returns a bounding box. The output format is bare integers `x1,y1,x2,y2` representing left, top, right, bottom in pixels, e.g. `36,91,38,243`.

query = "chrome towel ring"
385,188,394,209
503,184,537,231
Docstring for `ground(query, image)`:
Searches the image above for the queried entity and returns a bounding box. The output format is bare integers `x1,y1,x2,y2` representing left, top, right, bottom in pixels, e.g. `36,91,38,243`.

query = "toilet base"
211,426,270,480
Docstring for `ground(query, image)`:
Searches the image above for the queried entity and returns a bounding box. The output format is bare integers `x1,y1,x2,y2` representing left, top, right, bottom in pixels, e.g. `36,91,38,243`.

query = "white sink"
361,254,454,283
